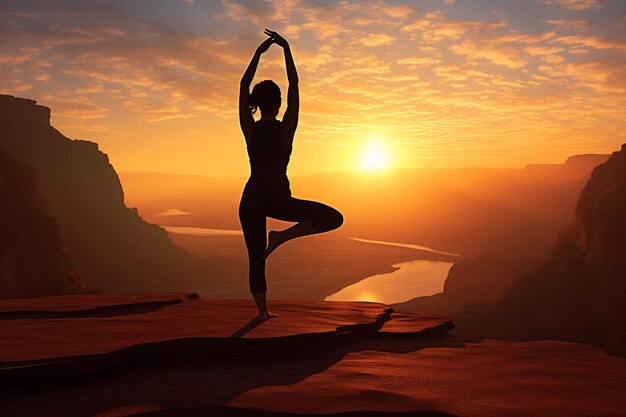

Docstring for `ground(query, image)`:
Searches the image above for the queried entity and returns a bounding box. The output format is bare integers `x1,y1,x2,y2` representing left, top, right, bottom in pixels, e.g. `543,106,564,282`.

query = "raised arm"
265,30,299,144
239,38,273,142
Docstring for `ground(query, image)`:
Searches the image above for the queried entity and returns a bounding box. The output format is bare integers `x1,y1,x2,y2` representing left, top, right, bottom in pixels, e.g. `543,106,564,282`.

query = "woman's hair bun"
249,80,281,114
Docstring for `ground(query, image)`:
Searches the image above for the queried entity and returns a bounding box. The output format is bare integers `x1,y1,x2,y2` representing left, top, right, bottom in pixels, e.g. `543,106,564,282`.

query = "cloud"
544,19,590,30
0,0,624,174
524,45,565,56
221,0,281,25
0,47,40,65
540,0,605,10
1,79,33,93
402,14,508,44
550,34,626,52
361,33,396,47
40,93,108,119
565,60,626,93
34,73,51,82
397,56,440,67
402,11,440,33
451,40,527,68
382,4,416,18
300,3,347,40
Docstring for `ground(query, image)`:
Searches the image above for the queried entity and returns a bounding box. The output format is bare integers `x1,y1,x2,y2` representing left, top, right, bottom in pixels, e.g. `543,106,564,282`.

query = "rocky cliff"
0,95,236,293
0,146,83,298
2,293,625,417
393,252,535,316
457,144,626,355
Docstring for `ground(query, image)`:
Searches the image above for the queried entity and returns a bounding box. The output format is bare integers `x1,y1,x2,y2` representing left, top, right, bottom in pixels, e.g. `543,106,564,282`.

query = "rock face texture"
575,146,626,266
393,252,535,316
0,95,236,293
456,144,626,355
0,146,83,298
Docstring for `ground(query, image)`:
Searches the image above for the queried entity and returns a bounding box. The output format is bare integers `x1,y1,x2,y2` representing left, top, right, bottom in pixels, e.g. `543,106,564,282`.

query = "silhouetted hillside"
456,144,626,355
0,95,237,293
0,146,83,298
121,153,608,258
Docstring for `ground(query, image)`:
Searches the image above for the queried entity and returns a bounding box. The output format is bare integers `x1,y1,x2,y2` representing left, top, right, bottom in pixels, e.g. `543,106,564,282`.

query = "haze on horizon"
1,0,625,177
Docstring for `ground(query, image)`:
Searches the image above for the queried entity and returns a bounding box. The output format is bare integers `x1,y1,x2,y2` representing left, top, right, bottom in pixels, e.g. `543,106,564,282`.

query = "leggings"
239,187,343,293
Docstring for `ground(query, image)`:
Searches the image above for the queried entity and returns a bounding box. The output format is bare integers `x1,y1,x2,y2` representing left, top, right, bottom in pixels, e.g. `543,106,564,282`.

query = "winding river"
325,238,458,305
163,226,458,305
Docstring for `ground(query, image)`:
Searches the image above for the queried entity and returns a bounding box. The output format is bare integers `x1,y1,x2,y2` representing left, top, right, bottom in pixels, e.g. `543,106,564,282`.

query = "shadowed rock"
6,336,623,417
0,94,238,293
0,295,452,386
392,252,535,316
456,144,626,355
0,146,83,298
132,406,458,417
1,294,624,417
0,292,198,319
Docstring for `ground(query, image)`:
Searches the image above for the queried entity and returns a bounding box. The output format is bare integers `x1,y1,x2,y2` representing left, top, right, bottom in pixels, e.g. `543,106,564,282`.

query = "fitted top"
245,119,292,195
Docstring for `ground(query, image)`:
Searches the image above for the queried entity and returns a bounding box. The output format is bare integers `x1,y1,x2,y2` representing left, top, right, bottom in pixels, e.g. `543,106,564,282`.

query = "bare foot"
264,230,283,259
257,311,278,321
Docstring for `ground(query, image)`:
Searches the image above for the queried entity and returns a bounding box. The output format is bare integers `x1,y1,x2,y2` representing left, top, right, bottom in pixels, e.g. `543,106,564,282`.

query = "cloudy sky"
2,0,625,176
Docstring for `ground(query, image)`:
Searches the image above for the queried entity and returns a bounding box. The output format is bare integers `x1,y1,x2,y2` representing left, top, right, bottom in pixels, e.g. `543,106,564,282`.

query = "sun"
358,137,391,171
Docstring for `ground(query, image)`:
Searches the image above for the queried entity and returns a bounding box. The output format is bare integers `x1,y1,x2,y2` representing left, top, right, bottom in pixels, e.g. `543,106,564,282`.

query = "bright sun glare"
358,138,391,171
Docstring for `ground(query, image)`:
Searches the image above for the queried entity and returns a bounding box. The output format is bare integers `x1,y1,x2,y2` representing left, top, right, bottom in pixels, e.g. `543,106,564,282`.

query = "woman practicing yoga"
239,30,343,321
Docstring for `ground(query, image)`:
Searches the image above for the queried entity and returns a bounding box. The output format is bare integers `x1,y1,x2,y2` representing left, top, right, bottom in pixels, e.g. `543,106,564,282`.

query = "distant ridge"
525,153,609,170
121,151,610,258
460,144,625,355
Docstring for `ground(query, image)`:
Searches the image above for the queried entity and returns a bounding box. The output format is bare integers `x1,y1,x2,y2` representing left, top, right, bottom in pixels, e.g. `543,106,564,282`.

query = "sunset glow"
358,138,391,171
1,1,625,176
2,4,625,412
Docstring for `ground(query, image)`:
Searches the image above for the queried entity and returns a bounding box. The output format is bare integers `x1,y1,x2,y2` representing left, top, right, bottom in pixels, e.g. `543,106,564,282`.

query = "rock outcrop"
456,144,626,355
0,146,83,298
0,95,237,292
1,294,625,417
393,252,535,316
0,294,453,385
575,146,626,265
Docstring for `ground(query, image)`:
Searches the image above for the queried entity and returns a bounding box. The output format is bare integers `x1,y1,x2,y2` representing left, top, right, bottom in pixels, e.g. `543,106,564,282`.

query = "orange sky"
2,0,625,176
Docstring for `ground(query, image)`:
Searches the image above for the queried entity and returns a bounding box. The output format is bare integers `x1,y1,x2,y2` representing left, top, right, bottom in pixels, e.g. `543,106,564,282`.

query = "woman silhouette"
239,30,343,321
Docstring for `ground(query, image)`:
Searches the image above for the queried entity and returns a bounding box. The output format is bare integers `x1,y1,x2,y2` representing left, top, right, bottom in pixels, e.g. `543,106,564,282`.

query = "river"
163,226,457,304
325,238,458,304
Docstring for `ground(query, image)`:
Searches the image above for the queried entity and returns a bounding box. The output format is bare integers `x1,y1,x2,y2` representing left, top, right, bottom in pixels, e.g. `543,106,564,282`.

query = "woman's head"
249,80,281,117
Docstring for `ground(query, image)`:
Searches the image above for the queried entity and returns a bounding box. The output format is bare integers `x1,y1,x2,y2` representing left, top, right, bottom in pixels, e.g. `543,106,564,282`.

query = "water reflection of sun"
358,136,391,171
355,292,378,302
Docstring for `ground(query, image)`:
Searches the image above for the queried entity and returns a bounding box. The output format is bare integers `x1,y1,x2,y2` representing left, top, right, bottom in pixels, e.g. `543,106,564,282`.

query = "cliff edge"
0,146,83,297
458,144,626,355
0,94,236,293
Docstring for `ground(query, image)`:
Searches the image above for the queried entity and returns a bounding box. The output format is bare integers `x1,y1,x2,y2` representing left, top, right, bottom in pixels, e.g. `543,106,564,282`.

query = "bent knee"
330,209,344,230
314,207,343,232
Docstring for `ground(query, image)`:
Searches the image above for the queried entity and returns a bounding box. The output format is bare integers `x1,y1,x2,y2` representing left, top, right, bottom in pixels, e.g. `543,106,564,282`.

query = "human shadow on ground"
133,405,458,417
1,332,476,417
0,298,194,320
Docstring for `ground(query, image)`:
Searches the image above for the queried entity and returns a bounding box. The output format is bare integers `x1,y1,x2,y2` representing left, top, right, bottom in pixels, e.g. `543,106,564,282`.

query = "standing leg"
252,292,276,321
265,197,343,258
239,194,276,320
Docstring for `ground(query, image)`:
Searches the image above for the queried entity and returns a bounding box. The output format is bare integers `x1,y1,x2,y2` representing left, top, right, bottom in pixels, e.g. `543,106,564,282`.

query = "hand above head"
256,37,274,54
264,29,289,48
